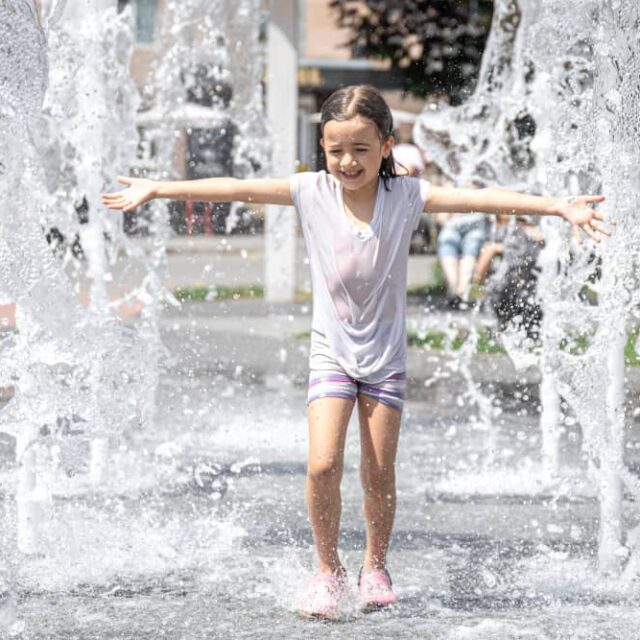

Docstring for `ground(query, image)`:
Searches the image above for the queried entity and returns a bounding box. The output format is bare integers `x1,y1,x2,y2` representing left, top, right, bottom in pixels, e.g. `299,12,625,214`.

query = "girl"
102,85,610,620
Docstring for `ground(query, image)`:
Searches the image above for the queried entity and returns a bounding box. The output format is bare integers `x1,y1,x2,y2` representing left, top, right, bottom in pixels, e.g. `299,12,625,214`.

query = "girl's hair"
320,85,398,190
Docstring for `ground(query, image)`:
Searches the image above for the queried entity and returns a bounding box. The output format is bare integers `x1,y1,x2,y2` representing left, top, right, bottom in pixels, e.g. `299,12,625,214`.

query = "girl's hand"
558,195,613,244
101,176,158,212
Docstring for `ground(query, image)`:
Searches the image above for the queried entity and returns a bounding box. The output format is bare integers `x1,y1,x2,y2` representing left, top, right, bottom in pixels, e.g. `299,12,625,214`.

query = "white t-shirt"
290,171,430,382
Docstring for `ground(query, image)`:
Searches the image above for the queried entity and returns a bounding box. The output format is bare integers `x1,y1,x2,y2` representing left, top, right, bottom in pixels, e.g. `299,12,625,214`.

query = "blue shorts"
438,220,487,259
307,369,406,413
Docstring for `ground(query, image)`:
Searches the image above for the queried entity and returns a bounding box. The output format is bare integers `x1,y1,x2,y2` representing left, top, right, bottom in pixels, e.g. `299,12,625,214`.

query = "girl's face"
321,115,393,194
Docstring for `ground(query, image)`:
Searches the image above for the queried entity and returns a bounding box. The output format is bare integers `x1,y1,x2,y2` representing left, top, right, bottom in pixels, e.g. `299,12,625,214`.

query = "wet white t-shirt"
290,171,430,382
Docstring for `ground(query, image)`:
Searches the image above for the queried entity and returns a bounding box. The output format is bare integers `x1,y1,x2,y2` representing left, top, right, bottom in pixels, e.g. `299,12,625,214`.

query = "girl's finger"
573,225,583,245
582,223,600,243
581,195,605,203
591,221,612,236
593,211,618,225
595,227,612,237
118,176,133,185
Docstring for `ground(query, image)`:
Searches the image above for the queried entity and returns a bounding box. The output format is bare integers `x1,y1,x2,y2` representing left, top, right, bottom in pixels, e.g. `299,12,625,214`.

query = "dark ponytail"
320,85,398,191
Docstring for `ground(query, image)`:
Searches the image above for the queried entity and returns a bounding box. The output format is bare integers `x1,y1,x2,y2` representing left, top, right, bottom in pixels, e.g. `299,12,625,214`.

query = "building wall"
38,2,428,176
301,0,352,60
128,0,166,93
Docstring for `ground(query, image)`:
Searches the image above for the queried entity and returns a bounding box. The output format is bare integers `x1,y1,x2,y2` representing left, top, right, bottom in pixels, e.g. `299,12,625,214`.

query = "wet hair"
320,85,398,190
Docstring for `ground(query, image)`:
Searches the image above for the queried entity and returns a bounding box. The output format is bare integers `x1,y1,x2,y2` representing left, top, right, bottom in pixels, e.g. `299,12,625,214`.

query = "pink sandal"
297,570,349,621
358,567,398,611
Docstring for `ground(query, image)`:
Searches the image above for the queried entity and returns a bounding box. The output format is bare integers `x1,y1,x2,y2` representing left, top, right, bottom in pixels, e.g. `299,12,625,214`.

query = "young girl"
102,85,610,620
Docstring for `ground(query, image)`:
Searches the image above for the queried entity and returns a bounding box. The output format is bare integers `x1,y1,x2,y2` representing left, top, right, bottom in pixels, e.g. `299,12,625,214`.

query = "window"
135,0,157,43
118,0,158,43
119,0,157,43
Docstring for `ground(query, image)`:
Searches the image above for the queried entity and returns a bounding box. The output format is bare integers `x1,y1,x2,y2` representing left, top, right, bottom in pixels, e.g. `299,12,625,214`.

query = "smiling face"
321,115,393,194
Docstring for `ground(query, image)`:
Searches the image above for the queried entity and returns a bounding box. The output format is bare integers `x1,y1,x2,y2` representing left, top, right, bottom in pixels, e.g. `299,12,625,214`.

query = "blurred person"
473,213,511,285
102,84,611,621
478,217,545,339
436,191,489,308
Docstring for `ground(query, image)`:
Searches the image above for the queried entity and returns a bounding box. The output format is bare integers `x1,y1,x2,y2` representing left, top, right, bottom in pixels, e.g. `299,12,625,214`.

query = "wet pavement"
3,238,640,638
8,366,640,639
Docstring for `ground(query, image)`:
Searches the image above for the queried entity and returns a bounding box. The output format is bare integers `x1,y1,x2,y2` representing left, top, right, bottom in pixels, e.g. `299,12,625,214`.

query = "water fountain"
4,0,640,636
416,0,640,578
0,0,157,576
0,0,269,633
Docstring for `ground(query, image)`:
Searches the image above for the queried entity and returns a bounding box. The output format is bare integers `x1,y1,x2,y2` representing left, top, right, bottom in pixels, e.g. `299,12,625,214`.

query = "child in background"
102,85,611,620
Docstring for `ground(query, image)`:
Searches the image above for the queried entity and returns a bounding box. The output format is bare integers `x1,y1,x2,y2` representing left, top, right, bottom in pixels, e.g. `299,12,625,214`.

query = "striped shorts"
307,369,406,413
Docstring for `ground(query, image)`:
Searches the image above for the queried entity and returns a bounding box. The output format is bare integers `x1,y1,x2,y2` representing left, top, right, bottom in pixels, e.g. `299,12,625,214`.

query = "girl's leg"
307,396,354,574
357,395,401,571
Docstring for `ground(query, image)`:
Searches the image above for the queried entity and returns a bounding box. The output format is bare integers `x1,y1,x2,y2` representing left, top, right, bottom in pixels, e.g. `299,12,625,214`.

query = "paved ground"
123,233,440,293
4,232,640,638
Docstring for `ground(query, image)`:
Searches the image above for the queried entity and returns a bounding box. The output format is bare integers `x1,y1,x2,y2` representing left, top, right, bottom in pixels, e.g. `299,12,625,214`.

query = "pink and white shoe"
297,571,349,621
358,567,398,611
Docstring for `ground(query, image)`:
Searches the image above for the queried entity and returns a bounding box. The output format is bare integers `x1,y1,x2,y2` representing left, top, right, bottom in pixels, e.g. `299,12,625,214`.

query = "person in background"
475,216,545,339
436,179,489,309
473,213,511,285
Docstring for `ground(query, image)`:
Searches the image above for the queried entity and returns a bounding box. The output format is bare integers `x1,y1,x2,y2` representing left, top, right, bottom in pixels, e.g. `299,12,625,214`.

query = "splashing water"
0,0,159,607
0,0,272,633
415,0,640,577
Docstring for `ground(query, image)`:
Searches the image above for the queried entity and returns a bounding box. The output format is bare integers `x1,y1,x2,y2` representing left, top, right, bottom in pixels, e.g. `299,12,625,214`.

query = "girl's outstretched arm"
101,176,293,212
425,185,612,244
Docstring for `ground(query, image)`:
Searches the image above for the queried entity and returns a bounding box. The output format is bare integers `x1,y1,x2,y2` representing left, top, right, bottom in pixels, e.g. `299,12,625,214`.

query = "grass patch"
295,327,505,354
558,334,590,356
292,326,640,366
406,282,448,298
626,327,640,366
174,284,264,302
556,329,640,365
175,284,315,302
407,261,447,298
408,328,506,355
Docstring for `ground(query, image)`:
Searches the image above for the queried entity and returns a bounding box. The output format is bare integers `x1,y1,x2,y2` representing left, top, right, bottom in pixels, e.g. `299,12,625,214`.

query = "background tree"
329,0,494,104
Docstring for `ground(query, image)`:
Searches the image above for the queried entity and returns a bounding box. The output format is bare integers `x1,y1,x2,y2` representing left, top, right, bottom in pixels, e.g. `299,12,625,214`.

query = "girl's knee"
307,458,343,483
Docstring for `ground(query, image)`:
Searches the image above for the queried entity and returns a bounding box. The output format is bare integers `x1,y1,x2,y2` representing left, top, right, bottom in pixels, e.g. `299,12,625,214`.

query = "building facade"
124,0,420,178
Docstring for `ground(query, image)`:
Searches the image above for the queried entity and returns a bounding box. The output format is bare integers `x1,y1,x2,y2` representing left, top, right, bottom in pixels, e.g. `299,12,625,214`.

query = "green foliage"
625,326,640,366
329,0,494,102
174,284,264,301
407,261,447,298
409,327,640,365
558,334,590,356
555,329,640,365
407,327,505,354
